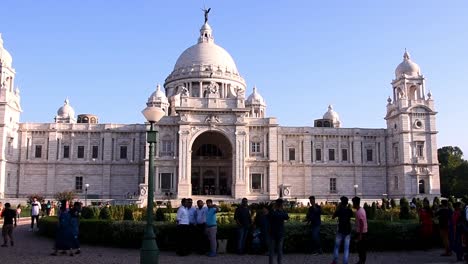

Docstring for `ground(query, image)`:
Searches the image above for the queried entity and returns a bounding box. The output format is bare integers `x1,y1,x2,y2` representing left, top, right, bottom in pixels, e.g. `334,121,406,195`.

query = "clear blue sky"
2,1,468,154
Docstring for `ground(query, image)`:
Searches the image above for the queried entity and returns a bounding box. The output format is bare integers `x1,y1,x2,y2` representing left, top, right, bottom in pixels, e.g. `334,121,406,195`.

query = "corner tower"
0,33,22,198
385,50,439,198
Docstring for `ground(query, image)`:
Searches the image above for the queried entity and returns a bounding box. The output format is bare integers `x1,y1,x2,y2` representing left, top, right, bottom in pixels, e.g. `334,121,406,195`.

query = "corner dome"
246,86,266,106
0,33,13,68
173,22,239,75
57,99,75,118
323,105,340,123
395,50,420,78
148,84,168,104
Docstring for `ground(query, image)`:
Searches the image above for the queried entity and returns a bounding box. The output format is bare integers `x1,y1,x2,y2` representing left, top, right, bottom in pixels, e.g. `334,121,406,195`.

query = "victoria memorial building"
0,16,440,203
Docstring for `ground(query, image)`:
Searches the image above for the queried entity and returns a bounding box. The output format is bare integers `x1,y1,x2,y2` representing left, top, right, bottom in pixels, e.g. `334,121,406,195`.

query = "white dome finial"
156,84,161,92
403,48,410,60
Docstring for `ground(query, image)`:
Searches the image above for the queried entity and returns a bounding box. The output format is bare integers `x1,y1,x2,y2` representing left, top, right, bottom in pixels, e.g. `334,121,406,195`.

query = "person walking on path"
205,199,218,257
30,197,41,231
268,198,289,264
306,195,322,255
176,198,190,256
234,198,251,254
1,203,17,247
353,196,368,264
186,198,196,253
50,200,74,256
254,205,270,254
15,204,22,222
331,196,353,264
436,199,453,257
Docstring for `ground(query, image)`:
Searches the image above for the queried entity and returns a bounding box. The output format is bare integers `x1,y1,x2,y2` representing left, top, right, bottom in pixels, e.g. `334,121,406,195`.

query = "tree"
438,146,468,197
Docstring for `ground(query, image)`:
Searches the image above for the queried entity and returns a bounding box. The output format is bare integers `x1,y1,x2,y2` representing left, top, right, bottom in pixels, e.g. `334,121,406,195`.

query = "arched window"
409,85,418,100
195,144,223,157
418,179,425,194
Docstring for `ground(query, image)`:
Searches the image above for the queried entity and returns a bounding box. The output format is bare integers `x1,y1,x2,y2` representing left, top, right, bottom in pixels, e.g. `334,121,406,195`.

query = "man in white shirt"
30,197,41,231
195,200,208,254
176,198,190,256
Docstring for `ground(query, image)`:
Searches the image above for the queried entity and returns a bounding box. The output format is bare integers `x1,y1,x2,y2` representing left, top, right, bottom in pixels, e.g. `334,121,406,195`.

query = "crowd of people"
418,198,468,262
0,198,82,257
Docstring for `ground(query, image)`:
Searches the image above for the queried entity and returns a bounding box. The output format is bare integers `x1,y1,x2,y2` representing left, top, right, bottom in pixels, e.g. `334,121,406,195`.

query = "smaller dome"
148,84,168,104
0,33,13,68
395,50,420,78
57,98,75,118
323,105,340,123
246,86,266,106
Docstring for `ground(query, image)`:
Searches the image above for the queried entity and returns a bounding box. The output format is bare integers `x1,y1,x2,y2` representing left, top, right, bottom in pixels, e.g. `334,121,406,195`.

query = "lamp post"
85,183,89,207
353,184,358,197
140,105,165,264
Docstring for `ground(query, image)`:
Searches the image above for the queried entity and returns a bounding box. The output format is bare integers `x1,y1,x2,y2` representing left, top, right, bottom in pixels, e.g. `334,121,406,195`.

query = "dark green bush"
123,207,134,221
155,208,165,222
81,206,99,219
390,199,397,209
399,197,410,220
99,207,111,220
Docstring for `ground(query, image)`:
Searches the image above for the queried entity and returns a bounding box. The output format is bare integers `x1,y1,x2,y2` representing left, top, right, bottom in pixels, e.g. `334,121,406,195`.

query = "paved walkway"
0,221,464,264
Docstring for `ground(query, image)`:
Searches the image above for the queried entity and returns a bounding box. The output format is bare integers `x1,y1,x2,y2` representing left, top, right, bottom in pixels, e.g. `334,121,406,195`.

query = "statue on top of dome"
202,7,211,24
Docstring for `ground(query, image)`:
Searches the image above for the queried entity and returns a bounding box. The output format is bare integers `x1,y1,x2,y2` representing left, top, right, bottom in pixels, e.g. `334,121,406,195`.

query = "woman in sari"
418,198,433,249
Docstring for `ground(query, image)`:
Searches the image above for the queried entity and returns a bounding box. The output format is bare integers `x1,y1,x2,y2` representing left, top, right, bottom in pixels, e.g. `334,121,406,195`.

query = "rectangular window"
75,176,83,192
288,148,295,161
366,149,373,162
35,145,42,158
342,149,348,161
251,142,261,153
315,148,322,161
63,145,70,158
120,146,128,159
416,141,424,158
328,149,335,161
92,146,99,159
159,173,172,190
251,173,262,192
330,178,337,193
161,141,173,156
77,146,85,159
393,143,399,162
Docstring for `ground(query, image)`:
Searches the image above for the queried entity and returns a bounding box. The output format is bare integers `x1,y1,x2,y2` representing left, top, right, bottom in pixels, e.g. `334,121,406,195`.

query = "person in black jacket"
268,199,289,264
305,196,322,255
331,196,353,264
234,198,251,254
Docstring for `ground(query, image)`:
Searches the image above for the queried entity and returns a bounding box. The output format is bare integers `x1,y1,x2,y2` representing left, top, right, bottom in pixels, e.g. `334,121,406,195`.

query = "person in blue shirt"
268,198,289,264
205,199,218,257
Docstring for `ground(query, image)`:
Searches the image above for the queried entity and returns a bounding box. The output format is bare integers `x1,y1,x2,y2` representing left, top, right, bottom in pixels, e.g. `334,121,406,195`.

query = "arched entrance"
191,131,232,196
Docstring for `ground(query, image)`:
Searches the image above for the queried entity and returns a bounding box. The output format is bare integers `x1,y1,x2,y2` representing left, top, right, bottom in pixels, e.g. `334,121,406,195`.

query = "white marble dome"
395,50,420,78
148,84,168,104
57,99,75,118
323,105,340,122
0,33,13,68
173,23,239,75
246,86,266,106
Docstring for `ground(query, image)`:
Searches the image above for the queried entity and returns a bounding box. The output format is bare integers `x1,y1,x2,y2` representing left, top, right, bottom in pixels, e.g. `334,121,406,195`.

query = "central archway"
191,131,233,196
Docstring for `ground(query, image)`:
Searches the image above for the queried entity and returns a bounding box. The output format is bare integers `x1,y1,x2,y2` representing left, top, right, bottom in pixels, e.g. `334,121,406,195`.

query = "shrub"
81,206,99,219
54,191,77,203
321,203,336,216
155,208,165,222
99,207,111,220
123,207,134,221
390,199,397,209
399,197,410,220
27,194,45,204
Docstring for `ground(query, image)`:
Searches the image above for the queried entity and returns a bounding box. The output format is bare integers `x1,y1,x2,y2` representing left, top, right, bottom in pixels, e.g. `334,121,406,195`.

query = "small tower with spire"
246,86,267,118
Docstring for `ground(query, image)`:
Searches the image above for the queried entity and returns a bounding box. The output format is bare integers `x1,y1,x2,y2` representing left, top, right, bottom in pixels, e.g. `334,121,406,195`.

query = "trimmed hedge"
39,217,434,252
